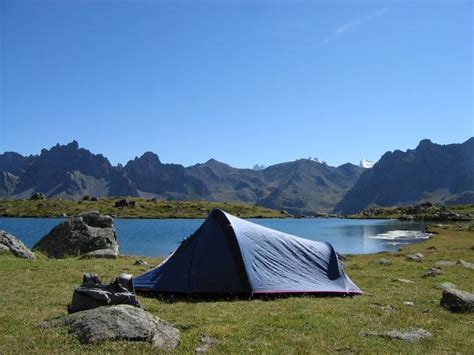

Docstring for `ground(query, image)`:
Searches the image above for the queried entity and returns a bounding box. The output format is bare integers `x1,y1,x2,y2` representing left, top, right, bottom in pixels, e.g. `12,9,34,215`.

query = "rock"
82,195,91,201
30,192,46,200
114,199,136,208
406,253,424,262
134,260,149,266
369,303,395,312
91,197,99,201
376,258,392,266
33,211,119,258
422,267,442,278
403,301,414,307
336,253,349,261
440,287,474,313
0,243,10,254
435,260,456,267
437,282,457,290
81,249,117,259
0,230,36,259
196,335,219,352
393,278,415,284
360,328,431,342
426,246,437,251
39,305,180,349
457,260,474,270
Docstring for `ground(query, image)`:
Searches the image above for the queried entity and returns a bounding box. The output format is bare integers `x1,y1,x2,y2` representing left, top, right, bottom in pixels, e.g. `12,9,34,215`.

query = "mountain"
0,142,364,213
334,138,474,214
359,159,375,169
1,141,137,199
252,164,267,171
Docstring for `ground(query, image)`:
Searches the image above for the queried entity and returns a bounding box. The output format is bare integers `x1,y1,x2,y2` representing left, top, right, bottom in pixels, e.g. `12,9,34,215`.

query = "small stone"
134,260,149,266
406,253,424,263
195,335,219,352
369,303,395,312
360,328,431,342
393,278,415,284
376,258,392,266
437,282,457,290
403,301,414,307
426,246,437,251
422,268,442,278
441,287,474,313
435,260,456,267
457,260,474,270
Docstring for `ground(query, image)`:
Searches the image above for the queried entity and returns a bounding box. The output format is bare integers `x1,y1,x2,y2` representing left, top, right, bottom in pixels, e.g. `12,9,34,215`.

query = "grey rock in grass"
435,260,456,267
361,328,431,342
422,267,443,278
405,253,424,263
440,288,474,313
196,335,219,352
437,282,457,290
457,260,474,270
33,211,118,258
39,305,180,349
376,258,392,266
403,301,414,307
80,248,117,259
0,229,36,259
134,260,149,266
393,278,415,284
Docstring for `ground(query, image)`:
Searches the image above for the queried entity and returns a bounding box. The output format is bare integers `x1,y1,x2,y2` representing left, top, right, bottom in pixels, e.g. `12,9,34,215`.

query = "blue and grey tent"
134,209,361,295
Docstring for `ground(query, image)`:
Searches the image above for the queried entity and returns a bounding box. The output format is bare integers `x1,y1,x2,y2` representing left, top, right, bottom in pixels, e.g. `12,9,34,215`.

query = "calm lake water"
0,217,431,257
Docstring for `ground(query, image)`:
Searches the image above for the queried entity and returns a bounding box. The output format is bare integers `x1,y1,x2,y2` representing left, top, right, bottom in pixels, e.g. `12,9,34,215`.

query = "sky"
1,0,472,168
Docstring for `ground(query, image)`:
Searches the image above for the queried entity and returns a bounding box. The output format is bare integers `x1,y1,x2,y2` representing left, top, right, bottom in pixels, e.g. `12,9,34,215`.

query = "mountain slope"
0,142,364,213
334,138,474,214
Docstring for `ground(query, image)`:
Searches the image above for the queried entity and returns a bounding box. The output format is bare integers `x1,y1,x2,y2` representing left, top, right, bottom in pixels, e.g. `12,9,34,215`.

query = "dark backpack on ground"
68,273,140,313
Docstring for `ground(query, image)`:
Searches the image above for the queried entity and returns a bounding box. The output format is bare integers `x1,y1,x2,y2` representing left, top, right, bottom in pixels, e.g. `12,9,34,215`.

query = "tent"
134,209,361,295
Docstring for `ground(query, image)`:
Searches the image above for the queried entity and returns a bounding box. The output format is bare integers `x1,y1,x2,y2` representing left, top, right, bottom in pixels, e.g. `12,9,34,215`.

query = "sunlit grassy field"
0,224,473,353
0,198,285,219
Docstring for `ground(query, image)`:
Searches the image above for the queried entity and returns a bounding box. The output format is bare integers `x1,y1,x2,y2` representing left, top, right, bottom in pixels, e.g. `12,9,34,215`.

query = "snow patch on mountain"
359,159,376,168
252,164,267,171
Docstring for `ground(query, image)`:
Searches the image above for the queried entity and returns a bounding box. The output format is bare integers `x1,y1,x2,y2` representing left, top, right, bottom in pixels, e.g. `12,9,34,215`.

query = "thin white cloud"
324,8,388,43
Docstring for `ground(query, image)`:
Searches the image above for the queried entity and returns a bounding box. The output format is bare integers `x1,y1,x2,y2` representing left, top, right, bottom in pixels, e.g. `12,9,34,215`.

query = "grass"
0,224,473,353
0,198,286,219
348,204,474,220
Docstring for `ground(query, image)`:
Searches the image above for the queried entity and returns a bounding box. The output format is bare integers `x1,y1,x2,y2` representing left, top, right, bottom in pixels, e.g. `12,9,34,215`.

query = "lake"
0,217,432,257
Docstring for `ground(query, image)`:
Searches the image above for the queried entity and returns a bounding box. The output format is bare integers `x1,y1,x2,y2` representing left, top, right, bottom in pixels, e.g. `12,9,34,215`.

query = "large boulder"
440,287,474,313
0,230,36,259
33,211,118,258
39,305,180,350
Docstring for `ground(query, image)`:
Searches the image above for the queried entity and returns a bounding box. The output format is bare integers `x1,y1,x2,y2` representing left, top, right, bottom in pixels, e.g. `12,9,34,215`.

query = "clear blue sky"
1,0,472,168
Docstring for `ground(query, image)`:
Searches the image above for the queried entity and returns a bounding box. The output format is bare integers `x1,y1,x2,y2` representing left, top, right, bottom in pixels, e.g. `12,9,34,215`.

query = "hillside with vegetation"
0,198,286,219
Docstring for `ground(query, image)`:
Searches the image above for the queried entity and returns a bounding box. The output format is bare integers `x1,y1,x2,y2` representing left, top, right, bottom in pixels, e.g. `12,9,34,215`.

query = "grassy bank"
0,198,285,219
0,224,473,353
347,204,474,221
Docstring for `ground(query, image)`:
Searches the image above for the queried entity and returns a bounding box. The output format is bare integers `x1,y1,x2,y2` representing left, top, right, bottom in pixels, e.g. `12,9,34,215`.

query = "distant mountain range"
1,138,472,214
0,141,364,213
334,138,474,214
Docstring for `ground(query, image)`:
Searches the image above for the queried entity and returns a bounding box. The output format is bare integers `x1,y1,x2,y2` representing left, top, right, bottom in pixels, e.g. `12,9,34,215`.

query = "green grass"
348,204,474,220
0,225,473,353
0,198,286,219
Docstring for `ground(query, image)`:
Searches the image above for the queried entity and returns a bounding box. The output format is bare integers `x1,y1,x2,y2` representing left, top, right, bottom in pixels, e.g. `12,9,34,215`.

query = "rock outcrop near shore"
33,211,119,258
0,230,36,259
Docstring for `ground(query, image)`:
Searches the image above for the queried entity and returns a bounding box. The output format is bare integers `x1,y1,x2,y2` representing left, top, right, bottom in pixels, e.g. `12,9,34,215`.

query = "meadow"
0,223,473,353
